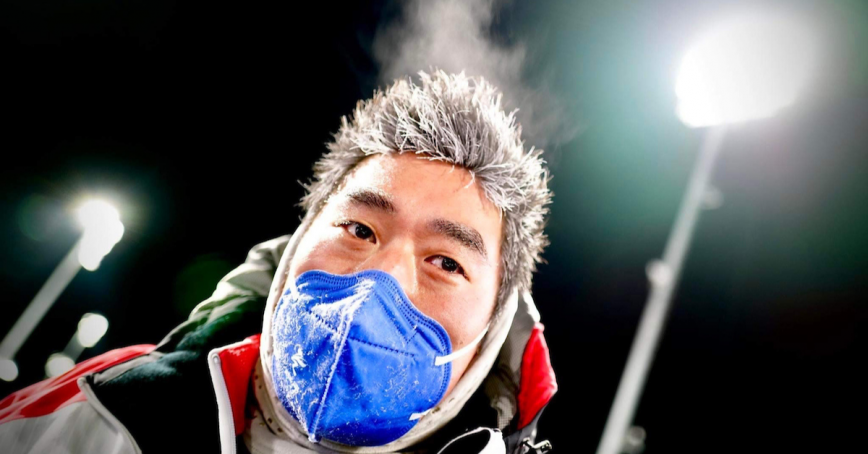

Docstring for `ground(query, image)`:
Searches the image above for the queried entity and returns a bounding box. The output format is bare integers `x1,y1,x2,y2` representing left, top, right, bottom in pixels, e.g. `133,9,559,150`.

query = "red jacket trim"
516,323,558,429
215,334,261,435
0,344,154,424
2,327,557,433
217,329,559,434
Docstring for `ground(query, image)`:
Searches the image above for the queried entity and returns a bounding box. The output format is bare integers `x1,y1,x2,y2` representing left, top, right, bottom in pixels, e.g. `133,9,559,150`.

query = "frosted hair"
301,70,552,306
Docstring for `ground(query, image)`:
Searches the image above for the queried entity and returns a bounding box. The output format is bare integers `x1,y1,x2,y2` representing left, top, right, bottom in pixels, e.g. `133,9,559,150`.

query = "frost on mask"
272,277,372,437
270,270,454,446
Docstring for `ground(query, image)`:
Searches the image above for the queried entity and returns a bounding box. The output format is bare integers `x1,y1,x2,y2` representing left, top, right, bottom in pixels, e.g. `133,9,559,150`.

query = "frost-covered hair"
301,70,552,307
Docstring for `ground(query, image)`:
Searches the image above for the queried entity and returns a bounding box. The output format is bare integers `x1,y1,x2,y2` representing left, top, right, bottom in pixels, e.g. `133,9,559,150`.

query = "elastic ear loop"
409,323,491,421
434,323,490,366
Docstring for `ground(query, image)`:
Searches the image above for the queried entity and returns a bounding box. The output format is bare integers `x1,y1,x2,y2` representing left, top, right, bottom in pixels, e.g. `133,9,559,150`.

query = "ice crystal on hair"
301,70,552,306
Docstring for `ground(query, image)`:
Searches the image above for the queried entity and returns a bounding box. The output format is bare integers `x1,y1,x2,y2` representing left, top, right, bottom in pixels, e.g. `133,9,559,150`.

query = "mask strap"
434,323,489,366
410,324,491,421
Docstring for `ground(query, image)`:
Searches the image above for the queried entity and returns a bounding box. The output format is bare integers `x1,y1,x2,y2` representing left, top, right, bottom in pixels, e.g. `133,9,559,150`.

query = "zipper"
521,437,553,454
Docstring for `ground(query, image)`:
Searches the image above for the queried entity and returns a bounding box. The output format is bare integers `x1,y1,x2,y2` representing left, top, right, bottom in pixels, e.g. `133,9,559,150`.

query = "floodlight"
597,9,818,454
0,358,18,382
0,196,125,369
45,353,74,378
676,12,816,127
76,199,124,271
76,313,109,348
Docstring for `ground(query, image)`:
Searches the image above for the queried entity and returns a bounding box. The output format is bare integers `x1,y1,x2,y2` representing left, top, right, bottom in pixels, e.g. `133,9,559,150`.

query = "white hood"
194,214,542,452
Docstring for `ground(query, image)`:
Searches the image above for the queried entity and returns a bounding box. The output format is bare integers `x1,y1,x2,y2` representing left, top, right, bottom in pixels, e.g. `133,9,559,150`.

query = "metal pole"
0,238,83,359
62,332,86,362
596,126,727,454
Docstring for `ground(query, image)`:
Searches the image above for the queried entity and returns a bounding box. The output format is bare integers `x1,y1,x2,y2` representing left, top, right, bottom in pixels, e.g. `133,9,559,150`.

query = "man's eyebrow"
344,189,396,213
428,219,488,260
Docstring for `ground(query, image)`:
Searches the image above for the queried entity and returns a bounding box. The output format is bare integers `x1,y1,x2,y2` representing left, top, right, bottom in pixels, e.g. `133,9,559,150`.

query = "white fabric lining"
209,350,237,454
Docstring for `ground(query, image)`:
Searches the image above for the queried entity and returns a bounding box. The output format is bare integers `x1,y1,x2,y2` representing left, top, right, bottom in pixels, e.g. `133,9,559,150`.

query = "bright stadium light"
76,313,109,348
76,199,125,271
675,11,817,128
45,353,75,378
0,358,18,382
0,197,125,378
597,9,817,454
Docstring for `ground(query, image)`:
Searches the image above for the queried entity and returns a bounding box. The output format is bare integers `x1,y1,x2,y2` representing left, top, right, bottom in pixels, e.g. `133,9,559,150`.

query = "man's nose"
361,240,418,298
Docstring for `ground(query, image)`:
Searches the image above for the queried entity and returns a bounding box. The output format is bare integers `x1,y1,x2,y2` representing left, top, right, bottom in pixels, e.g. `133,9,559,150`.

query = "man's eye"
428,255,465,276
339,221,376,243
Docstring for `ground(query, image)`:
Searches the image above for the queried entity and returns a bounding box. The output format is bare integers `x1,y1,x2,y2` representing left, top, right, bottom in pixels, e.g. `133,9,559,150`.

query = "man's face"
287,152,503,398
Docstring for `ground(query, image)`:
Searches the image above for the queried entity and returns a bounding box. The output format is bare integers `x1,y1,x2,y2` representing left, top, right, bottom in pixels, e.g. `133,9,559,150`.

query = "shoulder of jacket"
0,344,154,425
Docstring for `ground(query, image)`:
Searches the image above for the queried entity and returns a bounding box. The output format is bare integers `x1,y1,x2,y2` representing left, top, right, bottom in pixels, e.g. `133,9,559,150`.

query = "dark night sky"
2,0,867,452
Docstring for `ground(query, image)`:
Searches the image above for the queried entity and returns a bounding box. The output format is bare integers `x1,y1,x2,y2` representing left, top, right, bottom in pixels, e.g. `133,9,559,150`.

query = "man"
0,71,557,453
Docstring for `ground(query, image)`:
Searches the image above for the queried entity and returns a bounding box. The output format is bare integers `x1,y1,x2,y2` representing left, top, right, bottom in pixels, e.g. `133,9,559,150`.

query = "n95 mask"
270,269,487,446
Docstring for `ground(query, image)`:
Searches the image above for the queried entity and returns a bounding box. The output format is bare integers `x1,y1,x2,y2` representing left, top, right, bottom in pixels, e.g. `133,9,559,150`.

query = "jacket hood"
192,215,554,450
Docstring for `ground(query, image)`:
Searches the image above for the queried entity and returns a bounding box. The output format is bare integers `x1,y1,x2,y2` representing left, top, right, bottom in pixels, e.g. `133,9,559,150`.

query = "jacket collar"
206,328,556,454
208,333,261,449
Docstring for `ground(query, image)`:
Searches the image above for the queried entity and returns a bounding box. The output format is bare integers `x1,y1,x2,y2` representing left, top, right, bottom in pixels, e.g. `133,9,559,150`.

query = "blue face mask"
270,269,488,446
